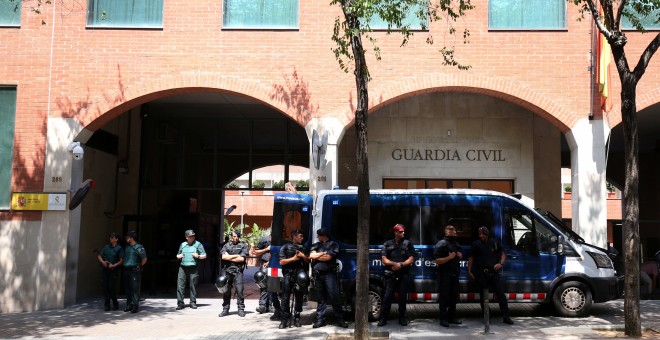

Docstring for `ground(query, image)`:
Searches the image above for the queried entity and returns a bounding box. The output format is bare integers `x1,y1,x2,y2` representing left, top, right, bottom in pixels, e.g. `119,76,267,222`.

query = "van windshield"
534,208,585,244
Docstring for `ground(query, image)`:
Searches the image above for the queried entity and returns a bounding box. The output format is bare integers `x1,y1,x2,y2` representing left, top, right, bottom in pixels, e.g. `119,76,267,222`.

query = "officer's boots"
219,308,229,317
293,313,301,327
278,318,290,329
270,309,283,321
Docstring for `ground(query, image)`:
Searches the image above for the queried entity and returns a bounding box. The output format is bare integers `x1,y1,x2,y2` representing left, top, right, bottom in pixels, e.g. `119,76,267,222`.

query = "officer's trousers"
315,271,343,322
280,274,304,320
259,288,282,311
102,268,119,307
476,271,510,317
437,272,459,321
177,265,199,305
222,271,245,311
381,271,409,320
125,269,142,311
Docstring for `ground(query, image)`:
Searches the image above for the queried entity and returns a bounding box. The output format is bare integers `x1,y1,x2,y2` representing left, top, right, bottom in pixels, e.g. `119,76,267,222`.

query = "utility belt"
313,268,335,276
223,264,244,274
124,265,142,272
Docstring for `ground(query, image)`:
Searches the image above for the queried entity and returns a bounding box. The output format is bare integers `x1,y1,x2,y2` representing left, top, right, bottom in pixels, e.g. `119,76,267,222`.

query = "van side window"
272,201,311,245
329,204,420,245
421,205,494,245
504,209,558,255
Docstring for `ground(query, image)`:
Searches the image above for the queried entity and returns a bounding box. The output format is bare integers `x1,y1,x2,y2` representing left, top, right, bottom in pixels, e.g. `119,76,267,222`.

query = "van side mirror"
557,235,564,255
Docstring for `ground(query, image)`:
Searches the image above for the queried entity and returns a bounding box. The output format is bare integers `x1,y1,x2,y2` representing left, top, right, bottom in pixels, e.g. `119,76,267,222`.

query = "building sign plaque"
11,192,67,211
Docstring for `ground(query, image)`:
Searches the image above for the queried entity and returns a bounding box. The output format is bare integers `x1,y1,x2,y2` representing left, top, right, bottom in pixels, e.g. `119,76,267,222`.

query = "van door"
501,207,561,297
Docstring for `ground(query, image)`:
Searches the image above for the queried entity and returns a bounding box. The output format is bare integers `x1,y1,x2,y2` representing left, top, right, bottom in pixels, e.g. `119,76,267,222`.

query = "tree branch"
633,33,660,80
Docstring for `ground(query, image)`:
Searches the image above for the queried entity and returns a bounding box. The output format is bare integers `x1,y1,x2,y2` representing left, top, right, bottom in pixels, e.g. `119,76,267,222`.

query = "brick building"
1,1,659,312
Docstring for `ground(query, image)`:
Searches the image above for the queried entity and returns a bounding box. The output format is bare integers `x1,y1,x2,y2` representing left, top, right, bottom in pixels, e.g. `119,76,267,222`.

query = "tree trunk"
613,50,642,337
348,13,371,340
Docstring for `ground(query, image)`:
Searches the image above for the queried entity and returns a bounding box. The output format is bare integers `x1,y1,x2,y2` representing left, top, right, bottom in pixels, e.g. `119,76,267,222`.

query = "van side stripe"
401,293,548,302
268,267,283,278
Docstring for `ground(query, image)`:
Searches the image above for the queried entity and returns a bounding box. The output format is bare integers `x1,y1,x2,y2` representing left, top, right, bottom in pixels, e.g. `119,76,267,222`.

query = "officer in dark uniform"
219,229,248,317
253,232,283,319
97,232,124,311
467,226,514,325
278,230,309,328
378,224,415,327
123,230,147,313
434,224,462,327
310,228,348,328
176,229,206,310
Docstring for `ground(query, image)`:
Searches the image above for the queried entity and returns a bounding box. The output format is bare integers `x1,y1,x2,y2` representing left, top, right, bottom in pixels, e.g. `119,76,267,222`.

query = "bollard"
481,288,492,335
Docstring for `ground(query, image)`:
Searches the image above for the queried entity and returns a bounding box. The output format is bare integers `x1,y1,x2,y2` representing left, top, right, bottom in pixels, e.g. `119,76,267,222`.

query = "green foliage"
571,0,660,33
243,224,270,249
606,182,616,192
272,180,286,189
252,180,266,189
564,184,572,193
295,179,309,189
330,0,474,77
226,182,239,189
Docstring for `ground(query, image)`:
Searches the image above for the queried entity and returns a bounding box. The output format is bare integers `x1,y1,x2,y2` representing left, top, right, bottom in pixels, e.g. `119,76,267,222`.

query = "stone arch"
75,72,310,133
339,73,576,133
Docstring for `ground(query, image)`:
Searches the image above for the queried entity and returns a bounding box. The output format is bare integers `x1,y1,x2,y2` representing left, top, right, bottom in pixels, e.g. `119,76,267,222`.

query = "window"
383,178,514,194
0,0,21,27
87,0,163,28
0,86,17,209
368,3,427,30
504,208,559,255
622,1,660,30
223,0,298,29
489,0,566,30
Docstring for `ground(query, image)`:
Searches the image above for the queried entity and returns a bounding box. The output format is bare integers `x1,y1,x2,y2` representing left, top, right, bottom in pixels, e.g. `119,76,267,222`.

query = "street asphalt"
1,267,658,339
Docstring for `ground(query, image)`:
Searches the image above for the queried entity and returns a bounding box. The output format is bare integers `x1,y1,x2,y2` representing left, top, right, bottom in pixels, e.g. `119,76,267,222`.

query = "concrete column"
565,118,610,248
305,118,346,196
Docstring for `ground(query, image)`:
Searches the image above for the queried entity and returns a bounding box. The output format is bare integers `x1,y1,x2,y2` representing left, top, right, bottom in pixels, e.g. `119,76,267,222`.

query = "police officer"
97,232,124,311
123,230,147,313
378,224,415,327
310,228,348,328
278,230,309,328
434,224,462,327
467,226,514,325
176,229,206,310
253,232,283,319
219,229,248,317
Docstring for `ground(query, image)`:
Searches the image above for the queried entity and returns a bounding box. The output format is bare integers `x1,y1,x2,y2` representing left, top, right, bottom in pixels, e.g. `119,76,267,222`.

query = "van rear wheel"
552,281,592,317
367,284,384,322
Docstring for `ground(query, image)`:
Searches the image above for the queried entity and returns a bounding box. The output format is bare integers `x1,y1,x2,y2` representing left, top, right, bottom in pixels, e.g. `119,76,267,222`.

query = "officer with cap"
310,228,348,328
467,226,513,325
123,230,147,313
378,224,415,327
176,229,207,310
97,232,124,311
219,229,248,317
434,224,463,327
253,231,283,319
278,229,309,328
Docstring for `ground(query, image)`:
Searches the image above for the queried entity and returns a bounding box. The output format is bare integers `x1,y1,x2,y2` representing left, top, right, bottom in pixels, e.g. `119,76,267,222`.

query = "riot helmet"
295,270,310,292
215,273,233,294
254,269,267,289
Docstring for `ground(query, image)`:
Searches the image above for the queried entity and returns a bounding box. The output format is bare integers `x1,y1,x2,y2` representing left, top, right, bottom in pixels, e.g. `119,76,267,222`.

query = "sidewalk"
1,276,659,340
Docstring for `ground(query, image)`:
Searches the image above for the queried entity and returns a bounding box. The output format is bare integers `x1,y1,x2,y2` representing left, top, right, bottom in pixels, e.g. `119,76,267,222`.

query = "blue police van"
266,189,621,318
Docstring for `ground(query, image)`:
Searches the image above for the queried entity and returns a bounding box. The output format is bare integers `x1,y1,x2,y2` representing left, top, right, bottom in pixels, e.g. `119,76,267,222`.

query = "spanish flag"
597,32,613,112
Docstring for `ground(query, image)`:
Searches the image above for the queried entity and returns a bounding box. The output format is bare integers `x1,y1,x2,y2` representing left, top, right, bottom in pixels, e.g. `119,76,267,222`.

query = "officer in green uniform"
97,232,124,311
176,229,207,310
123,230,147,313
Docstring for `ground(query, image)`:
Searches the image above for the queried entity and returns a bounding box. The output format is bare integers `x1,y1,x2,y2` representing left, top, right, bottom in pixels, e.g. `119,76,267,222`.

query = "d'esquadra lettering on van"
266,189,622,320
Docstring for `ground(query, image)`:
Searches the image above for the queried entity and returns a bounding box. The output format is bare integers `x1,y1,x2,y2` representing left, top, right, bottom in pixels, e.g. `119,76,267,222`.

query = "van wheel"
367,284,384,322
552,281,592,317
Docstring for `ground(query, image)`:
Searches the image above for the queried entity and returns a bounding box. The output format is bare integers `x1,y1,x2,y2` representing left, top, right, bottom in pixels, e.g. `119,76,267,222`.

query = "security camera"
72,145,84,160
68,142,84,160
